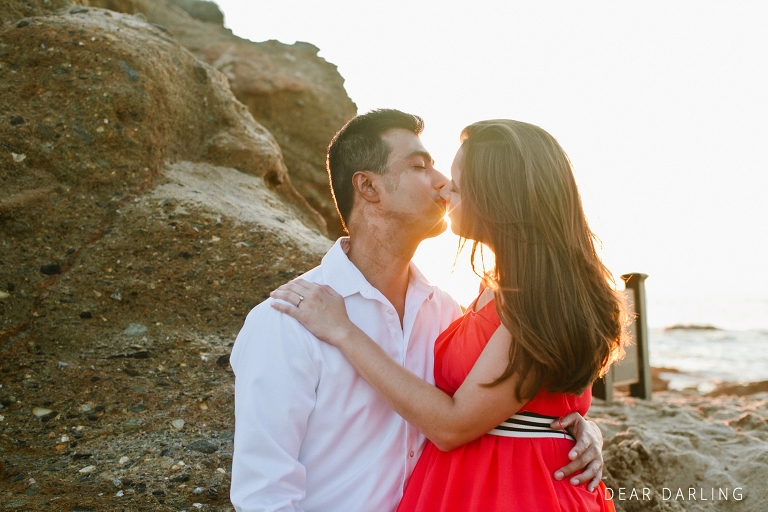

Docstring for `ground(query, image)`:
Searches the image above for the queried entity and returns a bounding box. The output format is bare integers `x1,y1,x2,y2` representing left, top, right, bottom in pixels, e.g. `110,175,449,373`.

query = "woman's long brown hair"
459,120,628,401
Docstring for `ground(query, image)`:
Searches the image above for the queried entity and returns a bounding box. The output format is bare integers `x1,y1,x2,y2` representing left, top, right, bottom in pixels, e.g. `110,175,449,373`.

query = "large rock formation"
87,0,357,237
0,1,327,334
164,0,357,238
0,4,333,507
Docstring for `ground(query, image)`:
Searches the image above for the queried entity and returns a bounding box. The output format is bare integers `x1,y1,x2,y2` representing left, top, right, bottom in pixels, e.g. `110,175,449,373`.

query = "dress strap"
487,411,575,441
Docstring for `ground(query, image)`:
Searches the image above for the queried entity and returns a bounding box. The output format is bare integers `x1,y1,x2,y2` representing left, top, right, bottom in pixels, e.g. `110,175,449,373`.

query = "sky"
215,0,768,329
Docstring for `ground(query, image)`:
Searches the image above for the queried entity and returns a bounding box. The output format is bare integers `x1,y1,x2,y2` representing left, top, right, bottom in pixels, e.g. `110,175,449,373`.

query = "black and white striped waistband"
488,411,575,441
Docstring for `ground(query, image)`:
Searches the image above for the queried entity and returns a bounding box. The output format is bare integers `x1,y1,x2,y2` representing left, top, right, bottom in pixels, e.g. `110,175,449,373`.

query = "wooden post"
622,273,651,399
593,273,651,401
592,364,614,401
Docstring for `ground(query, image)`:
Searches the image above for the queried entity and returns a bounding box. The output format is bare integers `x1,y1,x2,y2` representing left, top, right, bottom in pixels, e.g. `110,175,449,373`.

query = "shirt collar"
321,237,435,301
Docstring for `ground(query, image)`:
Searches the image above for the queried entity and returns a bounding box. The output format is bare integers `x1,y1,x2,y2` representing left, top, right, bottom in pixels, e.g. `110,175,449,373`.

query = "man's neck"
345,227,418,325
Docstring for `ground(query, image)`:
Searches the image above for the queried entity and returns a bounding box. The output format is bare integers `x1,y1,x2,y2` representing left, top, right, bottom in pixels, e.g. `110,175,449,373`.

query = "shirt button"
409,450,415,458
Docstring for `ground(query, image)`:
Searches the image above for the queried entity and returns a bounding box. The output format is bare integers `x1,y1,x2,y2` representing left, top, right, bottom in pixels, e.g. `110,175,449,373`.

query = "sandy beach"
592,388,768,511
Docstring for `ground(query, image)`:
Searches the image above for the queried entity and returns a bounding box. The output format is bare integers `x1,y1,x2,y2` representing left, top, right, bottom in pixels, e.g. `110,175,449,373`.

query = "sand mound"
593,392,768,511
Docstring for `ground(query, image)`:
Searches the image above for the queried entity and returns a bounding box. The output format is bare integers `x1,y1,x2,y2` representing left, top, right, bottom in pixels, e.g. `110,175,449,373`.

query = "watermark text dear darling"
605,487,744,502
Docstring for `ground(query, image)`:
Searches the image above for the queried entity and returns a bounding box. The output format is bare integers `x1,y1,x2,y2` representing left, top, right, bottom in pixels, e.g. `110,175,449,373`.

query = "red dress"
397,299,615,512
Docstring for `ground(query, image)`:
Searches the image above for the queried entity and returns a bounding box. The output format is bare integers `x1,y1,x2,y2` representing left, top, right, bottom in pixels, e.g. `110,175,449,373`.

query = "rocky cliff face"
0,2,336,508
90,0,357,237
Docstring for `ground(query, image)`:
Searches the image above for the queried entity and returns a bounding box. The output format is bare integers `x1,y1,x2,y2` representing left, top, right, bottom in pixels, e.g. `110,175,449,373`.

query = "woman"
271,120,625,511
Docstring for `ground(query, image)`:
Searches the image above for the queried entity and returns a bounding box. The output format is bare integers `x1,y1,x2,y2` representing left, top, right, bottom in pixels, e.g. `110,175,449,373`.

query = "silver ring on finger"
295,295,304,308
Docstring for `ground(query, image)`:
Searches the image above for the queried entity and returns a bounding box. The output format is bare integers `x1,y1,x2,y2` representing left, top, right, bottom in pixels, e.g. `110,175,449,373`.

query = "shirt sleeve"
229,302,320,512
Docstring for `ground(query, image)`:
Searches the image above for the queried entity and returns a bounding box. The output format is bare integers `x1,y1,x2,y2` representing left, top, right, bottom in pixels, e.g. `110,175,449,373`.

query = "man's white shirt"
230,238,461,512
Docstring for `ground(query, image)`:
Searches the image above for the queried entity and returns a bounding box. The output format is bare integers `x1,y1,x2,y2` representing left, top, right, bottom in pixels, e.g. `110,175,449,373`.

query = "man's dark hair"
327,109,424,231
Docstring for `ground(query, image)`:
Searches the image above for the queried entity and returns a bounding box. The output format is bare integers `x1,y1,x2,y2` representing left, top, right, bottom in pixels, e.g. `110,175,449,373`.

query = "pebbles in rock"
124,323,147,336
215,354,230,367
117,60,139,81
32,407,53,417
11,153,26,163
192,487,204,495
0,291,9,300
122,419,142,432
10,116,24,126
17,20,30,28
187,440,217,454
111,290,122,301
78,465,95,474
171,418,185,430
41,411,58,422
40,263,61,275
118,456,129,465
57,361,69,370
70,7,89,14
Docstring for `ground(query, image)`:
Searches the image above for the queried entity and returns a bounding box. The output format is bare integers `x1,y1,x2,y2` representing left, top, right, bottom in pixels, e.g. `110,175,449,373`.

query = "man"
230,109,604,511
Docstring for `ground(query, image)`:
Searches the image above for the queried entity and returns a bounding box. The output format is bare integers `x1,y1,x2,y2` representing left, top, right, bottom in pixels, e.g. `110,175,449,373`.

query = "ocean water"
649,328,768,392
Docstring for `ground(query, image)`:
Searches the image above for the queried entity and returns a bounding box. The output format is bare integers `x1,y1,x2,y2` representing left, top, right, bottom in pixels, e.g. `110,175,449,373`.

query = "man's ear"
351,171,381,204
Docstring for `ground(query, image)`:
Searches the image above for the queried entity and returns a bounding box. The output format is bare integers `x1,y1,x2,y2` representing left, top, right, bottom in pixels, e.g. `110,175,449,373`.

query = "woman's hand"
270,279,356,347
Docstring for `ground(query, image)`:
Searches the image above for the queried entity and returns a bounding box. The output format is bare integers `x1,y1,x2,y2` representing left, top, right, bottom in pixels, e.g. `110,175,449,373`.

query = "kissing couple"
231,109,624,511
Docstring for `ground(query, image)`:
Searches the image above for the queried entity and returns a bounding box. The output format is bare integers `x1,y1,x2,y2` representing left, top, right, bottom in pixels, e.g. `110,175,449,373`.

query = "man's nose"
431,168,449,190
